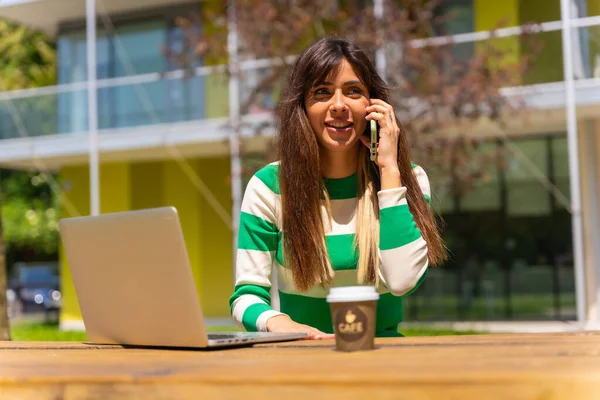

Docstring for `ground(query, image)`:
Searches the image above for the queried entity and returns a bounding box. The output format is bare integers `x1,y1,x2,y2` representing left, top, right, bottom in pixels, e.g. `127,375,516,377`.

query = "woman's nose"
329,91,348,113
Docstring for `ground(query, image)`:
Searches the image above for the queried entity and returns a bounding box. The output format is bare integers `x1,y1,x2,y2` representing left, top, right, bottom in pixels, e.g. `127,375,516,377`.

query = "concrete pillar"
578,119,600,325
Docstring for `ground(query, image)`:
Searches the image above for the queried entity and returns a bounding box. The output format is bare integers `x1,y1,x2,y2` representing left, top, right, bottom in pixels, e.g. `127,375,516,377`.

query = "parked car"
8,262,61,321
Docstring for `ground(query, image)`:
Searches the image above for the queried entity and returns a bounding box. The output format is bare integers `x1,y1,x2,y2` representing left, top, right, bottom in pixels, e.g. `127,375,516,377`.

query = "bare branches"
166,0,543,192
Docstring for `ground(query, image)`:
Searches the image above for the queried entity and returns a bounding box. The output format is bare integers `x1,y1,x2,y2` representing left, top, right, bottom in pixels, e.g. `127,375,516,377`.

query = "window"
505,139,550,216
435,0,474,61
57,8,206,133
404,135,575,322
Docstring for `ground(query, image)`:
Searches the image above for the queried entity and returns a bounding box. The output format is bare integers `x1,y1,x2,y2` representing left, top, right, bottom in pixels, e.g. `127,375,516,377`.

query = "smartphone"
369,120,378,162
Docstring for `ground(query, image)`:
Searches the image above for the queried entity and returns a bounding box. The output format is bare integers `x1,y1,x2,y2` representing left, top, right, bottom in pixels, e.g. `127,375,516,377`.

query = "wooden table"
1,331,600,399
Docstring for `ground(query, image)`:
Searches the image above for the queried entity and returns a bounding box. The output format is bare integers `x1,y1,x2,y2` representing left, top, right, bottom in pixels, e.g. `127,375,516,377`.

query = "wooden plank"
0,382,598,400
0,341,123,350
1,332,600,399
0,330,596,350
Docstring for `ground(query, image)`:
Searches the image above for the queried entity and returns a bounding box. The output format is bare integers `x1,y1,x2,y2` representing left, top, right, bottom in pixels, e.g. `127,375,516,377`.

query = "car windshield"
20,267,57,284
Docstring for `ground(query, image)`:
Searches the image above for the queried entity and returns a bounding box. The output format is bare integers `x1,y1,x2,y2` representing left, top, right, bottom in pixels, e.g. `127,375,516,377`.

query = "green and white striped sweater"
229,162,430,336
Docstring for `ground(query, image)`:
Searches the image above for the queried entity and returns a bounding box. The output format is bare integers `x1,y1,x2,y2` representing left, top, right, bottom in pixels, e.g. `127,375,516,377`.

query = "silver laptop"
58,207,306,348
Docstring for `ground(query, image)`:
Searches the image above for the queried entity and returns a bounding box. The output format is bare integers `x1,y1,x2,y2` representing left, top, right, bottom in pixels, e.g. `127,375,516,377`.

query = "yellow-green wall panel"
519,0,562,84
131,161,164,210
59,166,90,323
196,157,233,317
161,158,233,317
205,72,230,118
474,0,520,71
163,159,203,296
588,26,600,78
474,1,519,31
100,163,131,214
59,162,132,324
60,159,235,323
589,0,600,16
586,1,600,77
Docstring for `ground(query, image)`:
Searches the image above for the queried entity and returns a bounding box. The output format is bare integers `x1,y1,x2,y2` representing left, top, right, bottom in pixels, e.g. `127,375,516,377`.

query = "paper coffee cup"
326,286,379,352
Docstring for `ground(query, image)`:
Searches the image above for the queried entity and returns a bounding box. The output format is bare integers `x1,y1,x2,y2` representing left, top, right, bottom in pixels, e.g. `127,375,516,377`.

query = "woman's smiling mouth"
325,120,353,134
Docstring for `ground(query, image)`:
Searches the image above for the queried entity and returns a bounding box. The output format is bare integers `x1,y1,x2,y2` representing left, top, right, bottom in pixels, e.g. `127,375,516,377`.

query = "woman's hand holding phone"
359,98,402,188
369,119,378,162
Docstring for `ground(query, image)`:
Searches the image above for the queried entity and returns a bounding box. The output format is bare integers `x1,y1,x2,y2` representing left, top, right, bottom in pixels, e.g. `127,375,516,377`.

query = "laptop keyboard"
207,333,241,340
206,331,306,345
207,332,271,340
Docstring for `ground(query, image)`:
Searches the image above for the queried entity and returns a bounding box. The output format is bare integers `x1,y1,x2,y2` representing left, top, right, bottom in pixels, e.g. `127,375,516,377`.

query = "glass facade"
403,135,575,321
56,14,205,134
437,0,475,61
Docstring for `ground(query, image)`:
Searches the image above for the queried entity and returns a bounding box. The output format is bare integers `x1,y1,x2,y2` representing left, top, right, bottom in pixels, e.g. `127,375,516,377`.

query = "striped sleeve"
229,167,285,332
376,165,430,296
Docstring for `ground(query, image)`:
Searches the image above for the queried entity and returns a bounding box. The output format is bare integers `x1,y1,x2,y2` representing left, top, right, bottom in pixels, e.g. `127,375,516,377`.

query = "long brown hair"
276,37,446,292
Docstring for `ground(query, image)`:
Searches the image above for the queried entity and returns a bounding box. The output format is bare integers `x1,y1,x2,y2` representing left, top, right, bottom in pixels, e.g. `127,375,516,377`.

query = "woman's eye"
348,87,363,95
314,88,330,95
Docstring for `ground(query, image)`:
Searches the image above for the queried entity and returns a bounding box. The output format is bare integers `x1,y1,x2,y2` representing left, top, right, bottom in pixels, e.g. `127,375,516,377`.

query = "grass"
403,293,576,321
10,321,88,341
9,321,483,341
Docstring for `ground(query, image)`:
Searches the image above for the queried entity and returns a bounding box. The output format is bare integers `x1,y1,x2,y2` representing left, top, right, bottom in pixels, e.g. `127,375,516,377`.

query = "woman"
229,37,446,339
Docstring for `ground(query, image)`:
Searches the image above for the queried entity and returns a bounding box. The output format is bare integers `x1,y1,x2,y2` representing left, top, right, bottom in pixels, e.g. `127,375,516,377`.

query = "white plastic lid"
326,286,380,303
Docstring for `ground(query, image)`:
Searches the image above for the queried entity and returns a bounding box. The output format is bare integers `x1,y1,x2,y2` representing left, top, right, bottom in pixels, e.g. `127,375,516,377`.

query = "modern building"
1,0,600,330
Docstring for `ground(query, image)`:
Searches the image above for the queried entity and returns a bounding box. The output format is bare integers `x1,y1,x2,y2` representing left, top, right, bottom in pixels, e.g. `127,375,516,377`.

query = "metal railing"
1,13,600,141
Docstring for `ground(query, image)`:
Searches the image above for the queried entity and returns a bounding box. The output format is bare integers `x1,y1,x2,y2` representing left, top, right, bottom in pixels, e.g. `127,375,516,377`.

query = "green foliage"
0,19,58,259
10,321,88,341
0,19,56,90
3,197,59,255
1,170,59,256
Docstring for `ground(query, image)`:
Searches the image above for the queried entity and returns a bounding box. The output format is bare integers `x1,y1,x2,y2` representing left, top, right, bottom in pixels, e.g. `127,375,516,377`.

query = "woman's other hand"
266,315,335,340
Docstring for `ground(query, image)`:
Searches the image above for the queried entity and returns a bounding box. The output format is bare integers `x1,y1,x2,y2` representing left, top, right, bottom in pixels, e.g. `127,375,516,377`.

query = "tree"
167,0,542,193
0,186,8,340
0,18,57,340
0,19,56,91
2,170,60,262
